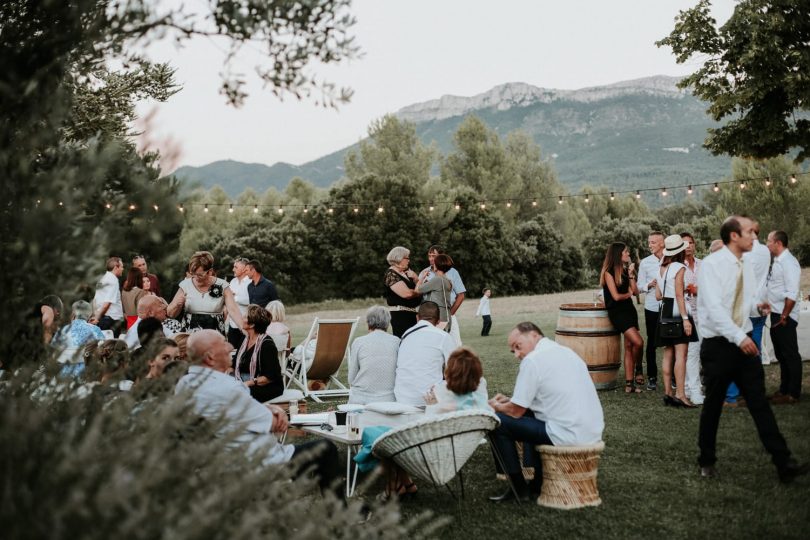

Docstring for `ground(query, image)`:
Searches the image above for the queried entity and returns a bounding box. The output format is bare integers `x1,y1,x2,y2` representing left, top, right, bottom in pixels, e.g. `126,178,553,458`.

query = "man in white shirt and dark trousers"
476,288,492,336
766,230,803,405
90,256,125,336
488,322,604,502
697,216,807,483
636,231,665,390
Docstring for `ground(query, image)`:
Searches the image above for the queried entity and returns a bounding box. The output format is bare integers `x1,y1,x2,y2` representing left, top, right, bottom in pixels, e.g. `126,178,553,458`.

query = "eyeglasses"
319,423,334,432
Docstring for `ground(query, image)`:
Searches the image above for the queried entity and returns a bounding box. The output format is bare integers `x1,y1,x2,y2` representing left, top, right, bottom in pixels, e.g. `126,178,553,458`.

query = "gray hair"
366,305,391,331
386,246,410,266
266,300,286,323
72,300,93,321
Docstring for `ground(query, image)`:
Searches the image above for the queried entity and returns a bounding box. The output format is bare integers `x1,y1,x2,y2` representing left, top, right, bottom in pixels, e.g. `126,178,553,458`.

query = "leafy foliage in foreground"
0,368,436,539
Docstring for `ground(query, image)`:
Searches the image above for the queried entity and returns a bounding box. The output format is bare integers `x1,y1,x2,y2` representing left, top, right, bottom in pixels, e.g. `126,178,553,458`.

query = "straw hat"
662,234,687,256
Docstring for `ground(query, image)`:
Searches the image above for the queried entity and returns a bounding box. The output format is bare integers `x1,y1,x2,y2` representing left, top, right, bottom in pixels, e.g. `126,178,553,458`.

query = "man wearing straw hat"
697,216,807,483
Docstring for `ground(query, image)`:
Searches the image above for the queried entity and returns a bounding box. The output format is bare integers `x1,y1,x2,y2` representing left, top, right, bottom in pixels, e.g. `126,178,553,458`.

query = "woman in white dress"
167,251,244,334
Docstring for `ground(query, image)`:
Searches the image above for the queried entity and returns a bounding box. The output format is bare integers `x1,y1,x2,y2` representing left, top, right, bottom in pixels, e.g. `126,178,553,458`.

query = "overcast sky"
136,0,736,172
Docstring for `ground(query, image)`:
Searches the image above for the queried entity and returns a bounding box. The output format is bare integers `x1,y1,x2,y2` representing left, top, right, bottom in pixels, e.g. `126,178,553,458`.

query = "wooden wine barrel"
555,303,621,390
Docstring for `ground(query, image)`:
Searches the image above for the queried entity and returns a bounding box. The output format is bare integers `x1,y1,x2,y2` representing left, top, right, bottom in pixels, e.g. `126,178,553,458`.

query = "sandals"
634,373,645,387
625,380,642,394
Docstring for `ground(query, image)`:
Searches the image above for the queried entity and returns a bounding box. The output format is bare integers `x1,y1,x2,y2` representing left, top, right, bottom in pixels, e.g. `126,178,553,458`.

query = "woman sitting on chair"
424,347,491,414
266,300,292,353
234,304,283,403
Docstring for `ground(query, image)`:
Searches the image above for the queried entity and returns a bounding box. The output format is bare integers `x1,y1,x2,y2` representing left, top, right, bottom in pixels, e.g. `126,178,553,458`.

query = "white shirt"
767,249,801,322
683,258,701,315
93,271,123,320
658,262,687,317
124,318,175,349
348,330,400,404
511,338,604,446
698,247,764,346
745,239,772,299
175,365,294,466
394,320,457,407
637,254,662,311
228,275,251,329
476,296,491,316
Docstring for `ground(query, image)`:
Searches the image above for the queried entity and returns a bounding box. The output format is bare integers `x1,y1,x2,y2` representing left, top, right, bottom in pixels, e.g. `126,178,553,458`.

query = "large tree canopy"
657,0,810,161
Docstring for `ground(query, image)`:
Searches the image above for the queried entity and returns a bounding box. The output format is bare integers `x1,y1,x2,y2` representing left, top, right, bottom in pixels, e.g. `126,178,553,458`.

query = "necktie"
731,260,745,328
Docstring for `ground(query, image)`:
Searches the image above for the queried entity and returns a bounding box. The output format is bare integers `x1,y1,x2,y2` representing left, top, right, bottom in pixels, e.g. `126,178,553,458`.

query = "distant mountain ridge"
173,75,730,196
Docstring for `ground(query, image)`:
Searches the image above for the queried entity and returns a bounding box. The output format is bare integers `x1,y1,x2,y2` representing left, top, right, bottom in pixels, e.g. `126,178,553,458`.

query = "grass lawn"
284,283,810,539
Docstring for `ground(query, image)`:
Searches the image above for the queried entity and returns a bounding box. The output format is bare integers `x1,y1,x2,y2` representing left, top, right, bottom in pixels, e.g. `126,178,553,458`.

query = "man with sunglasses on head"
132,255,162,298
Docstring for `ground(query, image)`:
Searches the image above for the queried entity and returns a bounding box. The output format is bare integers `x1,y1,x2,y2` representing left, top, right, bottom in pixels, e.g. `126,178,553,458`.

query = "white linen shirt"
93,271,123,320
124,317,175,349
767,249,801,322
175,365,294,466
348,330,400,404
476,296,491,316
637,254,662,311
683,258,701,314
745,239,772,298
511,338,604,446
394,320,456,407
698,247,764,346
228,275,251,329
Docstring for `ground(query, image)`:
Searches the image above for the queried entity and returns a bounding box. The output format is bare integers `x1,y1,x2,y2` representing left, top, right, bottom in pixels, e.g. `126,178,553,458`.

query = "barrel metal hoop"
555,330,620,337
588,363,622,371
558,310,608,317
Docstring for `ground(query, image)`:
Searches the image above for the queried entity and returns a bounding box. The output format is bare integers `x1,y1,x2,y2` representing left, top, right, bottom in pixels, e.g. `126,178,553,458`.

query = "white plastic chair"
372,410,500,499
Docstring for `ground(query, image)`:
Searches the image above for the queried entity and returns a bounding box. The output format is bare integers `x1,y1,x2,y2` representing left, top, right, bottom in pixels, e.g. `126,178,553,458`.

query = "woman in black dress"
233,304,283,403
600,242,644,393
384,246,422,338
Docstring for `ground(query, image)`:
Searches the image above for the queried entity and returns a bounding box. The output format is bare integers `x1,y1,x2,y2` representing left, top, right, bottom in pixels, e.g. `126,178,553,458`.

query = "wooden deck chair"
283,317,358,402
268,332,290,373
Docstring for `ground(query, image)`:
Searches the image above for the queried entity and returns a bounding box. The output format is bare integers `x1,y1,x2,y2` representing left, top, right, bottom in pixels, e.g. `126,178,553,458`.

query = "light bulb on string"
635,191,641,199
454,202,461,210
479,201,486,210
203,204,209,213
153,204,159,211
532,199,537,207
661,188,668,197
303,205,309,213
765,177,771,187
228,204,234,213
610,192,615,201
377,205,384,213
558,196,563,205
328,207,334,214
739,181,746,190
353,206,359,213
179,204,184,212
429,203,435,212
278,205,284,214
713,183,720,192
687,185,693,195
253,204,258,214
128,203,135,211
506,200,512,208
59,201,64,207
584,193,590,203
790,174,797,184
105,202,111,209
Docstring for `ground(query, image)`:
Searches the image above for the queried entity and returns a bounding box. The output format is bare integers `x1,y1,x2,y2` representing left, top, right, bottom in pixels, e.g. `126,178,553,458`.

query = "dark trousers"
481,315,492,336
698,337,791,470
98,316,124,337
490,410,553,477
227,326,245,351
390,310,417,338
770,314,802,399
291,439,340,497
641,309,659,379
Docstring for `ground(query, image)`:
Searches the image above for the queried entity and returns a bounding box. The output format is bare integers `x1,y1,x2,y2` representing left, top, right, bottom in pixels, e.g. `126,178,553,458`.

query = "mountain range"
172,75,731,196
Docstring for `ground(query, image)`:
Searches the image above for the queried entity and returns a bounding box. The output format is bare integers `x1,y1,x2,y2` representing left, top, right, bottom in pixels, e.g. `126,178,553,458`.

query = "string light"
228,204,234,213
278,205,284,214
661,188,668,197
353,207,359,213
558,196,563,205
105,202,112,209
303,205,308,213
791,174,797,184
479,201,486,210
153,204,159,211
429,203,435,212
635,191,641,199
506,200,512,208
454,202,461,210
203,204,209,213
253,204,258,214
328,207,334,214
179,204,184,212
128,203,135,210
59,201,64,207
377,205,384,213
765,177,771,187
610,192,615,201
532,199,537,207
584,193,590,203
739,181,746,190
687,185,693,195
713,183,720,192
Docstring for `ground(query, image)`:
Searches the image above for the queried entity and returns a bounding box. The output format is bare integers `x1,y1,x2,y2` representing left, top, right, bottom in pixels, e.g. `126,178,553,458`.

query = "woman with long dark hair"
656,235,698,408
600,242,644,393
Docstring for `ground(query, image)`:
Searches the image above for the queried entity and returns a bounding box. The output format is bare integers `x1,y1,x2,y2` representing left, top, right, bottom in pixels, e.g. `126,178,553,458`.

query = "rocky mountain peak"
396,75,687,123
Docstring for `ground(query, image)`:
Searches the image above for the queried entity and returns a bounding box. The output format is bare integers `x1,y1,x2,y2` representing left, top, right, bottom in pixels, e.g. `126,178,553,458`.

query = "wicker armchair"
372,410,500,498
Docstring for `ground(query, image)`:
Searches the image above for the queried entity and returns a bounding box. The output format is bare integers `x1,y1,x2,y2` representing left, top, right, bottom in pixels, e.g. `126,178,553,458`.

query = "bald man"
124,295,173,349
177,330,340,495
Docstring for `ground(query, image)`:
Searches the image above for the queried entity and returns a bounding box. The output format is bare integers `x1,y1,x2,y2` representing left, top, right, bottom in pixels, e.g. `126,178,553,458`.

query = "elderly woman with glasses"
167,251,244,334
384,246,422,338
348,305,400,404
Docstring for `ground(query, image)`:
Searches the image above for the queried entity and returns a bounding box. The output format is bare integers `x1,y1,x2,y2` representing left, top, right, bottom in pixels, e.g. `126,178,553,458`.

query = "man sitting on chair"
394,302,456,407
176,330,340,496
488,322,604,503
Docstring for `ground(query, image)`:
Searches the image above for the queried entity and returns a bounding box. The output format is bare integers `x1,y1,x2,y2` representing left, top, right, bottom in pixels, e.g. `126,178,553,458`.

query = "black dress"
603,271,639,333
237,339,283,403
656,298,699,346
384,268,420,338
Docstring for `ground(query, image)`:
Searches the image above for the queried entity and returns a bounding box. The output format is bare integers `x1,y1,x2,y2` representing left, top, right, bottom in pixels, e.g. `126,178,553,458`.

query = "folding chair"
283,317,358,402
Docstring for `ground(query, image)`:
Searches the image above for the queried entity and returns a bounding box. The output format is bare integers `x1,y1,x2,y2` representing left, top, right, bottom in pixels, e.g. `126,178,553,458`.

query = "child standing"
476,288,492,336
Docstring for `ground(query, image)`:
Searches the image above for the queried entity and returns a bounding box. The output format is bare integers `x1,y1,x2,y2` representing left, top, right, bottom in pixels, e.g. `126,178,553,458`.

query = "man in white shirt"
488,322,604,503
394,302,456,407
420,245,466,346
124,295,174,349
176,330,341,494
697,216,807,483
681,232,704,405
90,256,125,336
227,257,251,351
476,287,492,336
727,221,773,406
635,231,665,390
766,230,803,404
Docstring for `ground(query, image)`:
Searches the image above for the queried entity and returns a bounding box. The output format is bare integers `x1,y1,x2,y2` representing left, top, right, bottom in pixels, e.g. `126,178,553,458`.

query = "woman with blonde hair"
600,242,644,393
656,235,698,408
266,299,292,352
167,251,244,334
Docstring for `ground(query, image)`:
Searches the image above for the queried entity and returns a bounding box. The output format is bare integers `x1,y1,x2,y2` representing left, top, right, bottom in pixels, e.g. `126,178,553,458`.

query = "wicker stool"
537,441,604,510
